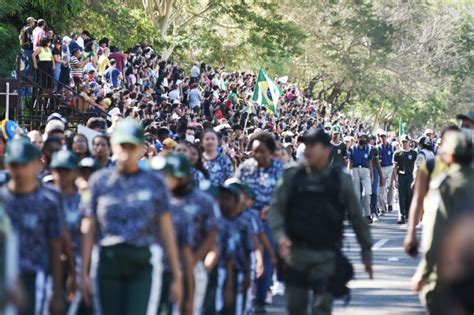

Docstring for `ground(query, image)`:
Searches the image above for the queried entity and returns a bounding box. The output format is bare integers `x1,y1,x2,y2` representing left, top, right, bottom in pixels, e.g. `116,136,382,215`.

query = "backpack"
19,26,32,49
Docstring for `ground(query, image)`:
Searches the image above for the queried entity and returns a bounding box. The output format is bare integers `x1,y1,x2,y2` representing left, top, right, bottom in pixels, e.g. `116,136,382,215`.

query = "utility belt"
353,165,368,168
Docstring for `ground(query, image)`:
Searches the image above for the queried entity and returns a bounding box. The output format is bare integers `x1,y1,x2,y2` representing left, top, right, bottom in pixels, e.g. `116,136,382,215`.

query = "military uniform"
269,163,372,315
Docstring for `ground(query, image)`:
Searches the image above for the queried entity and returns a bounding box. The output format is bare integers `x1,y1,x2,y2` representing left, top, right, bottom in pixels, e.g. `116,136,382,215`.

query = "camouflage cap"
50,150,79,170
151,154,191,179
4,137,41,164
111,119,144,146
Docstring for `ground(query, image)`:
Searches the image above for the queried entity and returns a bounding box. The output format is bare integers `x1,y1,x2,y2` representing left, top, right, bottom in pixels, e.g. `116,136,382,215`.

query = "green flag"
399,117,405,138
252,68,282,116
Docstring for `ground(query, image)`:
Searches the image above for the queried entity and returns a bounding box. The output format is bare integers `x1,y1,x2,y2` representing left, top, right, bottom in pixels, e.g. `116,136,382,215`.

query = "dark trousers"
398,174,413,218
256,221,275,304
94,244,163,315
370,169,379,214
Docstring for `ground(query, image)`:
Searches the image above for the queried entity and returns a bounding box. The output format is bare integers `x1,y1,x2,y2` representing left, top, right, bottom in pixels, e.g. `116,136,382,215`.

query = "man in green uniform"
269,128,373,315
392,135,417,224
412,129,473,315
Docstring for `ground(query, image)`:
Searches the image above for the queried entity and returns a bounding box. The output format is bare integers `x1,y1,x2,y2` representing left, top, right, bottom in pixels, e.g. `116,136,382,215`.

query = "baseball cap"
162,138,177,150
424,128,434,135
302,128,331,146
111,119,144,145
331,125,342,134
161,94,169,100
151,154,191,179
224,178,256,200
418,136,432,147
218,183,241,199
4,137,41,164
400,135,410,142
78,157,102,170
456,109,474,122
377,130,387,137
50,150,79,170
26,17,36,22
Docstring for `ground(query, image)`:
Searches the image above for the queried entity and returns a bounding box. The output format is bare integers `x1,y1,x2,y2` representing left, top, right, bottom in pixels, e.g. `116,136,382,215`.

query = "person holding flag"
252,68,282,117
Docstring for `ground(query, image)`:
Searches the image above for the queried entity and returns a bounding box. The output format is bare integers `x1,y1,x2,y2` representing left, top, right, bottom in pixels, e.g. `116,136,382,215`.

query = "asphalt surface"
266,209,425,315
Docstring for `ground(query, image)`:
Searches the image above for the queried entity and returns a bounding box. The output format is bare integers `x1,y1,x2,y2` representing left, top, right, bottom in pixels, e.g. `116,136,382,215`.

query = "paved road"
266,210,425,315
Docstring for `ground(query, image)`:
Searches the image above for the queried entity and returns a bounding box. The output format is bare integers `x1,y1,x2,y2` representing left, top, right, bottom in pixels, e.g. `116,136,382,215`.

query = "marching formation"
0,16,472,315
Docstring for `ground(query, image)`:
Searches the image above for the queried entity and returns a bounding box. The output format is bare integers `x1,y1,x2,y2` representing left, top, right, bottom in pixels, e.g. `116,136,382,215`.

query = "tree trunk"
304,73,324,98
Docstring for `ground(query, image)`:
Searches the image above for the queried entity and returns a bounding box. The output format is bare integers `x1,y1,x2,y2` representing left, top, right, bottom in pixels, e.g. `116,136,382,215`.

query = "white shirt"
296,143,306,161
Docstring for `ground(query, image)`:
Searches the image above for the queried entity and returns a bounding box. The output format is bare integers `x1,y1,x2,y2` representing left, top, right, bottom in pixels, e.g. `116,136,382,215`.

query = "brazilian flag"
252,68,282,116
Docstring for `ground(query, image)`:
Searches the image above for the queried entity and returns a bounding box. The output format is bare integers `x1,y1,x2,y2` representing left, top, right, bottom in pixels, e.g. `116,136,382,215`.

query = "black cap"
302,128,331,146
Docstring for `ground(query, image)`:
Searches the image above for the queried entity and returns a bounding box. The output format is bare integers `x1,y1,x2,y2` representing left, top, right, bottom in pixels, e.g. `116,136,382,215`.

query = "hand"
404,233,419,258
278,237,292,260
33,63,38,69
81,274,93,307
256,257,264,279
49,293,64,315
170,277,183,306
363,259,373,279
370,174,374,184
379,176,384,187
66,272,77,301
224,285,234,306
411,273,424,292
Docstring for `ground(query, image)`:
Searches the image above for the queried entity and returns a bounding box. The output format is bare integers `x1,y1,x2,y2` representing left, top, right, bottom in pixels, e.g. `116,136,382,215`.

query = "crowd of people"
1,16,471,315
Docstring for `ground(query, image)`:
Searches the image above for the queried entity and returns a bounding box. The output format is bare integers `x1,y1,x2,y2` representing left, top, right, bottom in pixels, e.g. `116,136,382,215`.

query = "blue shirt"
378,143,394,167
350,145,371,168
203,153,233,187
81,168,170,247
0,185,65,274
107,67,121,88
171,189,220,251
63,192,82,259
218,217,245,271
236,158,284,213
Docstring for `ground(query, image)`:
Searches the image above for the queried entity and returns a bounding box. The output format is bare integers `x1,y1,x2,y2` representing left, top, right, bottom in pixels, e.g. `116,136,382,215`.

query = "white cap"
377,129,387,136
344,136,353,142
424,128,434,135
160,94,169,100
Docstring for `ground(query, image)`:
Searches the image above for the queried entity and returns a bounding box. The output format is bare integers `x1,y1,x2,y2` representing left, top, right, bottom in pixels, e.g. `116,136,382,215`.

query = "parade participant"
202,129,233,186
0,137,65,315
50,150,88,314
348,132,375,223
368,135,383,222
236,132,283,314
377,130,394,214
155,154,195,315
404,126,459,257
214,183,245,315
80,119,182,314
391,135,417,224
269,128,373,315
413,136,434,181
329,125,347,168
153,153,219,315
225,178,263,315
412,130,473,315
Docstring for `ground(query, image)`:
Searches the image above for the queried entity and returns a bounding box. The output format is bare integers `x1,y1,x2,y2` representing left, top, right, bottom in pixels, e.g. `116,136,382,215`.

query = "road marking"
388,257,399,262
372,239,389,251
